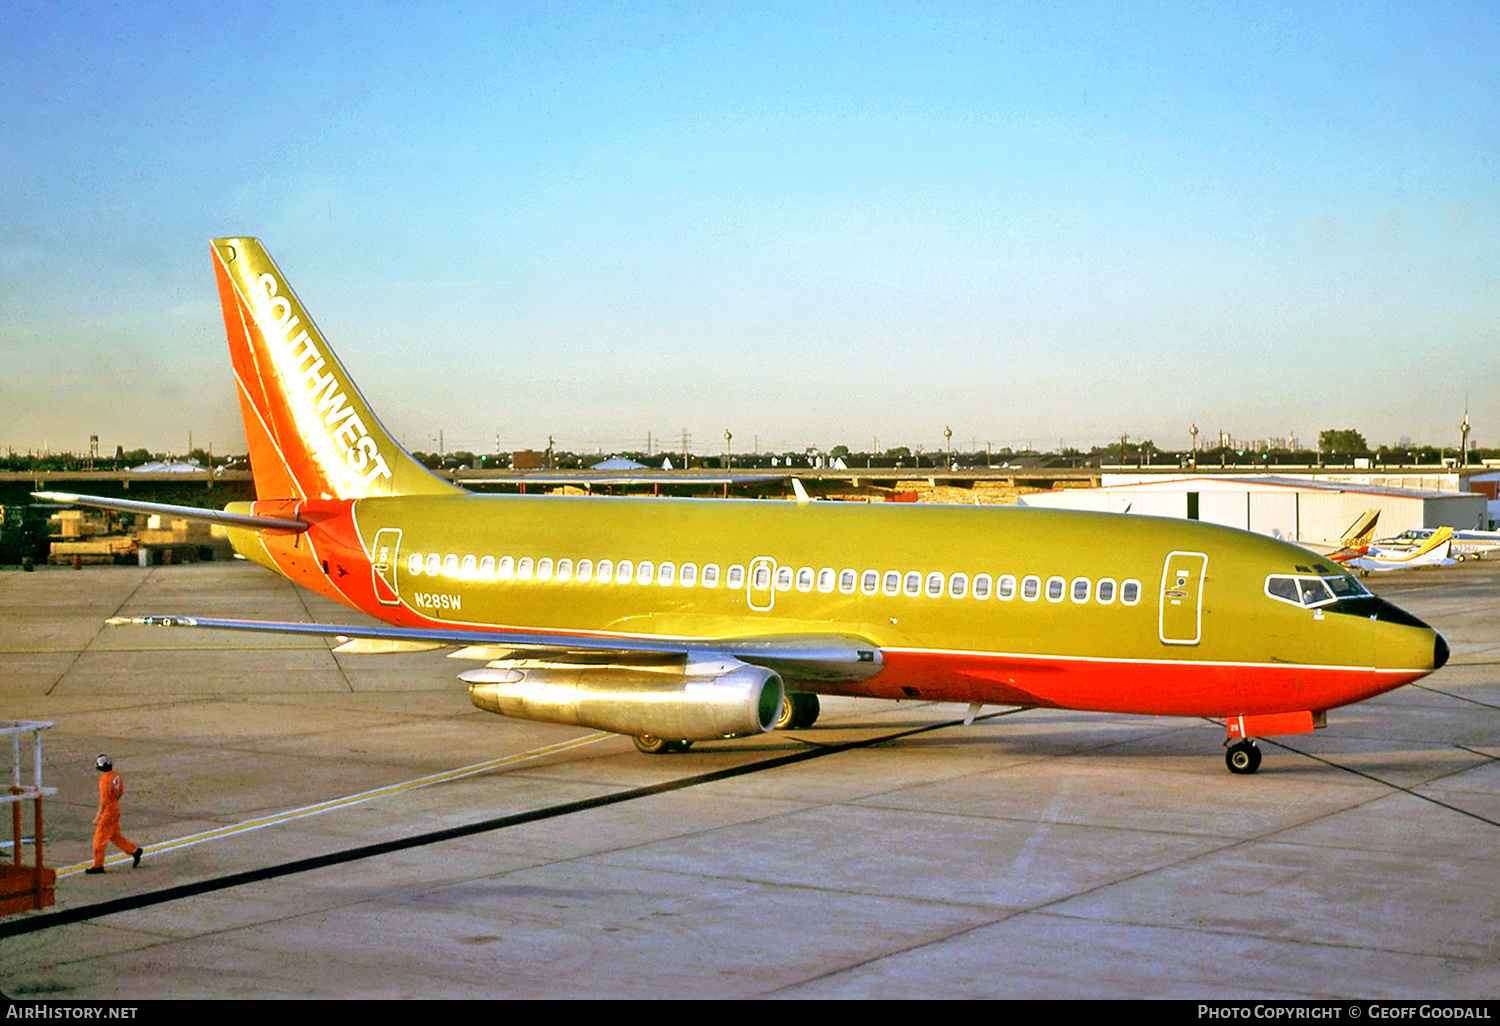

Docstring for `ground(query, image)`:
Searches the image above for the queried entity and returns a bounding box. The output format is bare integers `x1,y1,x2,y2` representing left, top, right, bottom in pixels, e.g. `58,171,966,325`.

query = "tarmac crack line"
294,589,356,693
1256,736,1500,830
760,777,1474,997
44,567,157,697
1410,681,1500,711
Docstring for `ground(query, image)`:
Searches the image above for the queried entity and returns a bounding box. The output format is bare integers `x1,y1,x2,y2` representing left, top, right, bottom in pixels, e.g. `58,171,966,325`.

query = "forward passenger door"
1159,551,1208,645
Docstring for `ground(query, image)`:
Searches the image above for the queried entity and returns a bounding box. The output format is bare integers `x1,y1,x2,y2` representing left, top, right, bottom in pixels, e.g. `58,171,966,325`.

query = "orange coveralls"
92,770,138,868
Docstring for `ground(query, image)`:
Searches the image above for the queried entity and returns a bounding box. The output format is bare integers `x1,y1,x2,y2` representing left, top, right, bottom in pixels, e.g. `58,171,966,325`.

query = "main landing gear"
1224,739,1262,775
774,692,821,731
633,735,692,754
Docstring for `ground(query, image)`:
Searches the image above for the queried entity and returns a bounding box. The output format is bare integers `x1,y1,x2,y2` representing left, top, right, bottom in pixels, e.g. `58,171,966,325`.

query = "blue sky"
2,1,1496,457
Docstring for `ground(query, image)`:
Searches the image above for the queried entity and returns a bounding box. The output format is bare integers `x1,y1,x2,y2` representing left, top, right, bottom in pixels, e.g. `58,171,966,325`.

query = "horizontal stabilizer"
32,492,308,533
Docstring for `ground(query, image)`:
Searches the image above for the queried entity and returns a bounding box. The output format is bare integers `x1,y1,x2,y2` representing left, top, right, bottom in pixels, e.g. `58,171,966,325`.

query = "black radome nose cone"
1434,633,1450,670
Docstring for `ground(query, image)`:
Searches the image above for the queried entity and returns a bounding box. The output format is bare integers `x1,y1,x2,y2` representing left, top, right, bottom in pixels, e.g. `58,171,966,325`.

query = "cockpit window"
1266,577,1301,604
1265,573,1369,608
1325,575,1369,599
1299,578,1333,605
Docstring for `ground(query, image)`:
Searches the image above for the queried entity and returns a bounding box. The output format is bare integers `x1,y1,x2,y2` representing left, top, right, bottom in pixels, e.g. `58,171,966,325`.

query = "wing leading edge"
106,615,882,684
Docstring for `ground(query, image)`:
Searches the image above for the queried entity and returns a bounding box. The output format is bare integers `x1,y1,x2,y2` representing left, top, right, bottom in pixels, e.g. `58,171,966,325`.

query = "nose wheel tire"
1225,739,1262,775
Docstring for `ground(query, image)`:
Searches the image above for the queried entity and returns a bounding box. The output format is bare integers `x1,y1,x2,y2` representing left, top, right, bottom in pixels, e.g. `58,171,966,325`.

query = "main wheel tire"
789,692,821,729
773,694,797,731
633,734,671,754
1225,740,1262,775
774,692,822,730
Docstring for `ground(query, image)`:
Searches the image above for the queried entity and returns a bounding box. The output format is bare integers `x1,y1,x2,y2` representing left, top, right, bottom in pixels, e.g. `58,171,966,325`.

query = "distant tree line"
6,435,1497,475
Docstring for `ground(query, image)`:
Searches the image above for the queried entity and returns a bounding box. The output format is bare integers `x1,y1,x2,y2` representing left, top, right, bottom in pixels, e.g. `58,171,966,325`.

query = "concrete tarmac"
0,560,1496,999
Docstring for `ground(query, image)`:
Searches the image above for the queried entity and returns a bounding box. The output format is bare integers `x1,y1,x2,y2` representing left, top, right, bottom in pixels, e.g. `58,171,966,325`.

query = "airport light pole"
724,430,732,470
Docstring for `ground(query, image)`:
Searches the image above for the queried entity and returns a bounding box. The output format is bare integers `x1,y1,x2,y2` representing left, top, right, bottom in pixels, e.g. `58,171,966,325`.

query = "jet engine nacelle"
462,658,785,741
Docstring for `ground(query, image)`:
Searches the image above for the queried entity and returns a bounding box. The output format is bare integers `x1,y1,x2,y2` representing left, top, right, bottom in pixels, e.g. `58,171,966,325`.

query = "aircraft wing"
106,615,882,684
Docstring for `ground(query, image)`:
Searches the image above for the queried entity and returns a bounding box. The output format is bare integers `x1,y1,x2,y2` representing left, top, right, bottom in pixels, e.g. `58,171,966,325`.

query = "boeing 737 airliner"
39,239,1450,774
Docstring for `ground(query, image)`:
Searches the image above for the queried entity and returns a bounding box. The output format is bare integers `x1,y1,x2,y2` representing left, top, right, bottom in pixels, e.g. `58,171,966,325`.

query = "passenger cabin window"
480,555,496,577
1096,578,1116,604
680,563,697,587
949,573,968,598
726,565,744,589
704,564,723,588
1046,576,1065,602
817,568,836,593
408,553,423,575
595,560,612,583
516,557,533,580
883,571,901,596
1021,576,1040,601
997,575,1016,600
657,562,674,586
972,574,992,600
577,559,594,583
461,555,477,576
839,569,857,594
926,572,944,597
443,554,459,576
556,559,572,582
796,567,814,592
862,570,879,595
753,564,772,590
536,558,553,581
1071,577,1090,603
426,553,442,576
615,561,632,584
637,561,654,585
1121,579,1141,605
776,566,794,592
904,572,922,597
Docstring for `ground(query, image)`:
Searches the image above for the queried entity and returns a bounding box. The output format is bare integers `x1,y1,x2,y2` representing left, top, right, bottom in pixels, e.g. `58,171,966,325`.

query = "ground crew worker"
86,754,143,874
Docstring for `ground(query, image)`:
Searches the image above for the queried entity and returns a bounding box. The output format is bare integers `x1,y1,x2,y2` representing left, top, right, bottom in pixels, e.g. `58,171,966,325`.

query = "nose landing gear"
1225,739,1262,775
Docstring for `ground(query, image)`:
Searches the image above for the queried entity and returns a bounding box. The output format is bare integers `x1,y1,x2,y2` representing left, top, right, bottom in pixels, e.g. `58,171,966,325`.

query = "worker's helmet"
95,754,112,772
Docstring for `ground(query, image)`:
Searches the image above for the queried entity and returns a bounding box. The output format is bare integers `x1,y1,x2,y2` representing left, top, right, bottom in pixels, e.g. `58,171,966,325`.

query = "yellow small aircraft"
40,239,1450,775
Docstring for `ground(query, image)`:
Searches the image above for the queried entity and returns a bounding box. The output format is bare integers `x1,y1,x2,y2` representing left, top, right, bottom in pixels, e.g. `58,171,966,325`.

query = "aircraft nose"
1366,598,1447,682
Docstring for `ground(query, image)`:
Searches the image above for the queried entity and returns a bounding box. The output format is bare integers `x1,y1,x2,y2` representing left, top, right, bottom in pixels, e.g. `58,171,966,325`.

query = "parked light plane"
39,238,1451,775
1302,509,1381,564
1345,527,1459,575
1371,527,1500,562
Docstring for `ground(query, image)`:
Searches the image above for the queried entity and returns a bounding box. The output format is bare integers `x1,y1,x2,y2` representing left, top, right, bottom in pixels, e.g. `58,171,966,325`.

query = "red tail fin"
211,238,459,501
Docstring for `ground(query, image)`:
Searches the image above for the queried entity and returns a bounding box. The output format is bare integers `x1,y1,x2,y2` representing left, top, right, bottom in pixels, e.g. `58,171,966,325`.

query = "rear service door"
1159,551,1208,645
371,528,402,606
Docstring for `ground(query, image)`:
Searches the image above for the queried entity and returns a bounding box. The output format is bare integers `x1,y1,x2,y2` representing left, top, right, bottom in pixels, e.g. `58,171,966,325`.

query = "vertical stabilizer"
211,238,459,500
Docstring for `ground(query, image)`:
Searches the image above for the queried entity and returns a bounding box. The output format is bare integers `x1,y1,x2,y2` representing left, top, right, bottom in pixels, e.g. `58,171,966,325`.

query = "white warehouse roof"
1018,475,1489,544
